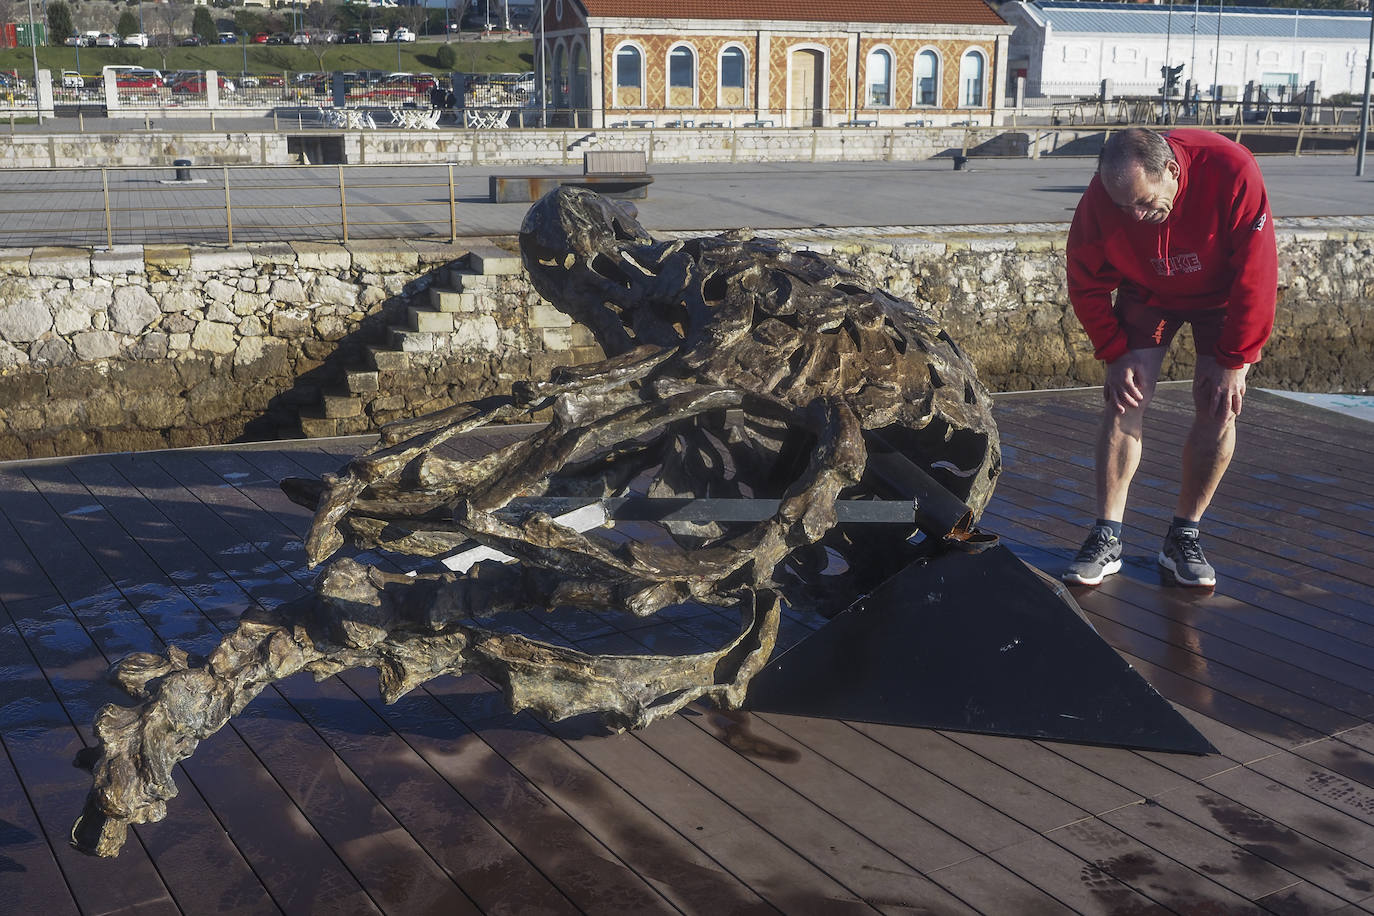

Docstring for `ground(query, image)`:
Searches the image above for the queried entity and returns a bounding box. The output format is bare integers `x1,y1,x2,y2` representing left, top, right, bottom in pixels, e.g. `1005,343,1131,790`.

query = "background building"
536,0,1015,127
1003,1,1374,101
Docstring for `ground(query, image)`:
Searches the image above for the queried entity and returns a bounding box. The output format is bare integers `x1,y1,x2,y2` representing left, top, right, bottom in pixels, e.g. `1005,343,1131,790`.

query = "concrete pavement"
0,152,1368,246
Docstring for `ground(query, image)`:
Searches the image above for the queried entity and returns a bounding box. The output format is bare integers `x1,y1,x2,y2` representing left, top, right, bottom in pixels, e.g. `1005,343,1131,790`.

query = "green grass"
0,37,532,77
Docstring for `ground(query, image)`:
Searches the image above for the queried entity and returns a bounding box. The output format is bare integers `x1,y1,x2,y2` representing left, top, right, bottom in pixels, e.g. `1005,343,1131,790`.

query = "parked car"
115,73,161,90
252,32,269,43
122,32,149,48
266,32,289,45
342,29,363,43
171,74,235,94
95,33,119,47
179,35,207,46
391,27,416,42
217,32,237,44
63,34,83,47
369,27,388,42
60,70,84,89
290,31,311,45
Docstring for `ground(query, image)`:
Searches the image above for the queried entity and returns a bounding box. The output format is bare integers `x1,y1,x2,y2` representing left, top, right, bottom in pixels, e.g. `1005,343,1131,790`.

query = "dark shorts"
1114,285,1226,356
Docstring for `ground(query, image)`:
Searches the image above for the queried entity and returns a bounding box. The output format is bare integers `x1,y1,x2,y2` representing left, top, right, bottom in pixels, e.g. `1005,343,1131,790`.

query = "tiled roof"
1029,1,1371,39
578,0,1008,27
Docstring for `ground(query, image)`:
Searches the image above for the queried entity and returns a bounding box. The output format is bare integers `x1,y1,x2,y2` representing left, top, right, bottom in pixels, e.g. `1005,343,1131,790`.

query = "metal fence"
0,163,464,247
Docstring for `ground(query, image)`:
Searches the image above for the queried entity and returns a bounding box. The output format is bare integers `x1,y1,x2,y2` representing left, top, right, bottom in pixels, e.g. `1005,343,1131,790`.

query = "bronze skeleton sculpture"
71,188,1001,857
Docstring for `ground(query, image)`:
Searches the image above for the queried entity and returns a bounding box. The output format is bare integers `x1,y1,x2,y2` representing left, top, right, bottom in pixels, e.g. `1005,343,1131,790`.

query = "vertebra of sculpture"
71,187,1000,857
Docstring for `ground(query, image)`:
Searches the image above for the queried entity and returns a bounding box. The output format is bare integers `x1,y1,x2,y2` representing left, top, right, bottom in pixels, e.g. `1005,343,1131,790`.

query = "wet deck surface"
1,387,1371,915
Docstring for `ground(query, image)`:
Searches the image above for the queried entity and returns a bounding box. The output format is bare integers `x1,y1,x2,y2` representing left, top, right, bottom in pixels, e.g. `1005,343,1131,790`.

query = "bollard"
173,158,193,181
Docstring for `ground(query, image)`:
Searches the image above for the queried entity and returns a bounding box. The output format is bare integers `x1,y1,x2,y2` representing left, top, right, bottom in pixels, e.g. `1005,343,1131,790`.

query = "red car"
252,32,269,43
116,74,162,90
171,74,235,94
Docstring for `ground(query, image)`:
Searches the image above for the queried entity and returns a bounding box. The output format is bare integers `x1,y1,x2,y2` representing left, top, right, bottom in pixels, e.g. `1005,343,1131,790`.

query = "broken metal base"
745,544,1216,755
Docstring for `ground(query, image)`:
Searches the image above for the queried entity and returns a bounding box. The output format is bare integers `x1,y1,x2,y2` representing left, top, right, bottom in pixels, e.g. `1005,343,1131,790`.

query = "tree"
47,1,74,46
193,7,217,43
116,10,139,38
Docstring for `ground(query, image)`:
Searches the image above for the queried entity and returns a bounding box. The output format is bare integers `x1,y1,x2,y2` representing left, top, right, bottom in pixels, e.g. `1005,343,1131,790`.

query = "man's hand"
1104,352,1148,414
1195,359,1248,419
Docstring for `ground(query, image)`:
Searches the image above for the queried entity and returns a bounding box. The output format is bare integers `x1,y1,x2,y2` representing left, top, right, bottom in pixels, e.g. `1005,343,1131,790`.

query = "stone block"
271,308,312,338
299,413,341,438
430,289,477,312
541,326,573,351
190,248,254,272
96,429,169,454
391,329,435,353
408,307,454,333
0,248,32,276
310,275,359,307
346,370,380,393
111,285,160,335
74,330,120,361
30,338,73,367
531,304,573,329
270,278,308,303
91,245,144,275
291,241,351,272
450,269,500,290
451,315,500,351
321,393,363,419
367,345,408,372
144,245,192,271
31,247,91,279
350,240,420,274
192,320,237,354
469,245,523,276
0,300,53,342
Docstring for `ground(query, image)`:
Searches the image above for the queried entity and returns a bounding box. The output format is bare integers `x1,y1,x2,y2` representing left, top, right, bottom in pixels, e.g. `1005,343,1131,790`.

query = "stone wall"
0,221,1369,461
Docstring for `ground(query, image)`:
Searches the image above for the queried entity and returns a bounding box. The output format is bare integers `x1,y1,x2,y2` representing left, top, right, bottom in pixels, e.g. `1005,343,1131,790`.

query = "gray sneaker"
1063,525,1123,585
1158,525,1216,587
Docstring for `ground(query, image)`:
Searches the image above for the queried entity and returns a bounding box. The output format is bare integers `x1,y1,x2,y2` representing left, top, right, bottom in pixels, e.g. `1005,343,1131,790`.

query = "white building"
1003,1,1374,100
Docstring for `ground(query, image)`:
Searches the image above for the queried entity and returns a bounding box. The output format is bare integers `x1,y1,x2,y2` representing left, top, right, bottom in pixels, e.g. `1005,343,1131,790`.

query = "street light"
1358,3,1372,177
25,0,40,124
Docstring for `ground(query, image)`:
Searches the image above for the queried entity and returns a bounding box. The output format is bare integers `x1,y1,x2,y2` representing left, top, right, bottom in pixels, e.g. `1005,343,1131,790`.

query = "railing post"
101,167,113,248
447,162,456,242
338,163,349,242
223,165,233,245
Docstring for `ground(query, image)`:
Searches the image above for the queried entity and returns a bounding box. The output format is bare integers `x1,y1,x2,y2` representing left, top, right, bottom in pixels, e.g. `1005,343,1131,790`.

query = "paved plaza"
0,151,1370,246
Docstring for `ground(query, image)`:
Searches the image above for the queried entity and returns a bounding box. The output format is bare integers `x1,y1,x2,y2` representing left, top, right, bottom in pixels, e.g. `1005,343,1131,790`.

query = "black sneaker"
1063,525,1123,585
1158,525,1216,587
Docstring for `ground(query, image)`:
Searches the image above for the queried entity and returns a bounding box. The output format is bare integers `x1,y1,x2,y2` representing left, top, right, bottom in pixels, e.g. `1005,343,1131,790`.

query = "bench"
489,149,654,203
839,119,878,127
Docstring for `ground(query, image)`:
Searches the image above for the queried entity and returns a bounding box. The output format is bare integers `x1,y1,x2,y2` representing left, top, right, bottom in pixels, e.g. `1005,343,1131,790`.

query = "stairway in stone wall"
297,245,524,439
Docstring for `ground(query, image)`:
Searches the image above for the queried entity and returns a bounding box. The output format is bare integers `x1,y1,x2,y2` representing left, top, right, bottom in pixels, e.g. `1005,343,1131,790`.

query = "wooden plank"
18,462,377,914
458,708,780,914
0,596,180,916
404,681,686,914
988,834,1174,915
631,712,981,913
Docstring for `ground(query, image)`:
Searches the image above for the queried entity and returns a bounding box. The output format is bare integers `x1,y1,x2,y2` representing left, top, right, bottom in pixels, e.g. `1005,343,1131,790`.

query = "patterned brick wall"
856,37,995,112
596,25,999,116
603,32,760,112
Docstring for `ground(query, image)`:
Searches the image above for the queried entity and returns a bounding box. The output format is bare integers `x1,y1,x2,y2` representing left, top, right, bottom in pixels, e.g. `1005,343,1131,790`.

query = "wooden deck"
1,386,1371,915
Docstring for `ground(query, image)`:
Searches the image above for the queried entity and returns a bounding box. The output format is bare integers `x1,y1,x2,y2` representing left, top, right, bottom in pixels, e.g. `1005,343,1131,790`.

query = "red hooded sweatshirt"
1066,129,1277,369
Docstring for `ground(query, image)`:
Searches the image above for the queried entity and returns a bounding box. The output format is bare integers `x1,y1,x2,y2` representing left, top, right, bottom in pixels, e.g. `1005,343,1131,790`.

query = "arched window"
668,44,696,107
866,48,892,107
615,44,643,107
915,49,939,106
719,45,747,107
959,50,985,107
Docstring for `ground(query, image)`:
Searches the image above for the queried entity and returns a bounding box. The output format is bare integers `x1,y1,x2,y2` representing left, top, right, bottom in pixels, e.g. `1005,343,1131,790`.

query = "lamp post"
538,0,546,126
25,0,40,124
1357,3,1372,177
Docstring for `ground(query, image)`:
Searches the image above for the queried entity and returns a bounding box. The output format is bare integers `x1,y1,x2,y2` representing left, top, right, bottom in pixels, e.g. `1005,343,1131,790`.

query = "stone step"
367,344,408,372
408,306,455,333
321,392,363,419
430,288,478,312
468,245,523,276
391,328,437,352
447,268,503,290
345,370,379,394
299,412,340,439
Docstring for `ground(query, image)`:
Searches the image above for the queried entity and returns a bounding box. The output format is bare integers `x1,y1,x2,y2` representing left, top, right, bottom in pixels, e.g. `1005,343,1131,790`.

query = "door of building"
789,49,824,127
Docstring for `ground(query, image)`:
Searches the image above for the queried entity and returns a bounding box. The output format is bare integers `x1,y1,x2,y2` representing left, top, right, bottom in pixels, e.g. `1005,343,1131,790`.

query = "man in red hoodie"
1062,127,1277,588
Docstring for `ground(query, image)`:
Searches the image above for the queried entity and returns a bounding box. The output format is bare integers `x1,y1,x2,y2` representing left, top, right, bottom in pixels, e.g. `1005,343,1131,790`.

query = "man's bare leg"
1176,355,1242,522
1096,347,1167,521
